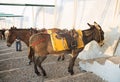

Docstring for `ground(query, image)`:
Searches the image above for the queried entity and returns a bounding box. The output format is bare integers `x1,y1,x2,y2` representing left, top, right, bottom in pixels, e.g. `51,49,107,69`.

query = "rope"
32,6,34,27
4,19,7,27
113,0,120,26
100,0,111,25
73,0,78,29
54,0,57,28
113,36,120,56
20,6,26,28
12,18,15,26
43,8,45,28
114,0,120,18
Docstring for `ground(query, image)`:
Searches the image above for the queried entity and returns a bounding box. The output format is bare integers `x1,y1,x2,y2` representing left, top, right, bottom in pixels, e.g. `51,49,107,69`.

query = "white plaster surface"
80,59,120,82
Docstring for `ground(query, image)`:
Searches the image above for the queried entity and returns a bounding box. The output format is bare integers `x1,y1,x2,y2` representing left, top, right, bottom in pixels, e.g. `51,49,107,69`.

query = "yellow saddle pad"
47,29,84,52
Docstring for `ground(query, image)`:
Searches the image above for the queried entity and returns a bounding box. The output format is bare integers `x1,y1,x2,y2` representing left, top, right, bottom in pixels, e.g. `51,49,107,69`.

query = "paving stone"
0,40,106,82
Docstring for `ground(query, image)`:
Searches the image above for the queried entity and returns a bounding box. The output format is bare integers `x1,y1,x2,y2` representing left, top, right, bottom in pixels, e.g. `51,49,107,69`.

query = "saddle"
56,29,78,50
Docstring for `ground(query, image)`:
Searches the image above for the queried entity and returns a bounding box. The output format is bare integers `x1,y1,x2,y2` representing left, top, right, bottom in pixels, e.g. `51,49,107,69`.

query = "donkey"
6,27,37,47
6,27,65,64
28,22,104,76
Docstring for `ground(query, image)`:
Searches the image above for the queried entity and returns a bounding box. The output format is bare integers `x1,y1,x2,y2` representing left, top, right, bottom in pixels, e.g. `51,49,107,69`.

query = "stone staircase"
80,56,120,82
0,40,106,82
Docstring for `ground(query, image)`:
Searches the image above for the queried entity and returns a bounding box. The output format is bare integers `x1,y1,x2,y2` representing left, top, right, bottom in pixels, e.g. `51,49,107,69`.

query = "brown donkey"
6,27,62,47
6,27,64,64
6,27,37,47
28,22,104,76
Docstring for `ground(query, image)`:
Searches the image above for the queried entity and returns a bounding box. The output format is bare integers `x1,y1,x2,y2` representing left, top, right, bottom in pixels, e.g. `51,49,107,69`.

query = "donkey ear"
87,23,94,29
94,22,101,30
94,21,97,24
94,21,97,26
87,23,92,27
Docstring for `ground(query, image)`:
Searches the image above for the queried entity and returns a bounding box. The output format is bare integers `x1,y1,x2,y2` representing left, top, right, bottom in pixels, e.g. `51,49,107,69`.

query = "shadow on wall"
78,26,120,59
103,26,120,56
34,0,66,28
34,7,42,27
20,6,27,28
34,6,57,28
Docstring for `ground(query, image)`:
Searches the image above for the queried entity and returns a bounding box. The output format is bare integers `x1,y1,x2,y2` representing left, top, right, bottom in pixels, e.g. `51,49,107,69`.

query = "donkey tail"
28,46,34,65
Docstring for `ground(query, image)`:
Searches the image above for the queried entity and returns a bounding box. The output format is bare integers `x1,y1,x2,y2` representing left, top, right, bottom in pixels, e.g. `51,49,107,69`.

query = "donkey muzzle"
99,41,104,47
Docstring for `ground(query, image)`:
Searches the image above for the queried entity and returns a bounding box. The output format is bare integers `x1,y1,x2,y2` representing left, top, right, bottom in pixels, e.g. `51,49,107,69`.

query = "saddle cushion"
47,29,84,52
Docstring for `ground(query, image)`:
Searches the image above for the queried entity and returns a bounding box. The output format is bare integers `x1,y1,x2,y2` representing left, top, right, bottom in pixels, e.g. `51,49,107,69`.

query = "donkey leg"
28,47,34,65
57,56,61,61
61,55,65,61
68,50,79,75
38,56,47,76
34,63,41,76
68,56,77,75
57,53,65,61
34,56,41,76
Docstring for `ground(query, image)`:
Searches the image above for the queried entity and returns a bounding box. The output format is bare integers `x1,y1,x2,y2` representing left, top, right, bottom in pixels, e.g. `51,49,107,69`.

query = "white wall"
80,59,120,82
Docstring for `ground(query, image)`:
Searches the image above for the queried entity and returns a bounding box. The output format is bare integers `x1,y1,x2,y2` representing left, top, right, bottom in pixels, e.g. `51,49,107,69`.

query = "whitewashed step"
79,56,120,82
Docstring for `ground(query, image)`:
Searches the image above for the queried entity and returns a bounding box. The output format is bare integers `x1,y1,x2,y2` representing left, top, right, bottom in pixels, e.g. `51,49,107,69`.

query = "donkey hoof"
28,63,31,65
27,62,31,66
57,57,61,61
62,58,65,61
37,73,41,76
28,61,32,65
43,76,48,78
68,69,74,75
35,72,41,76
70,71,74,75
43,73,47,77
